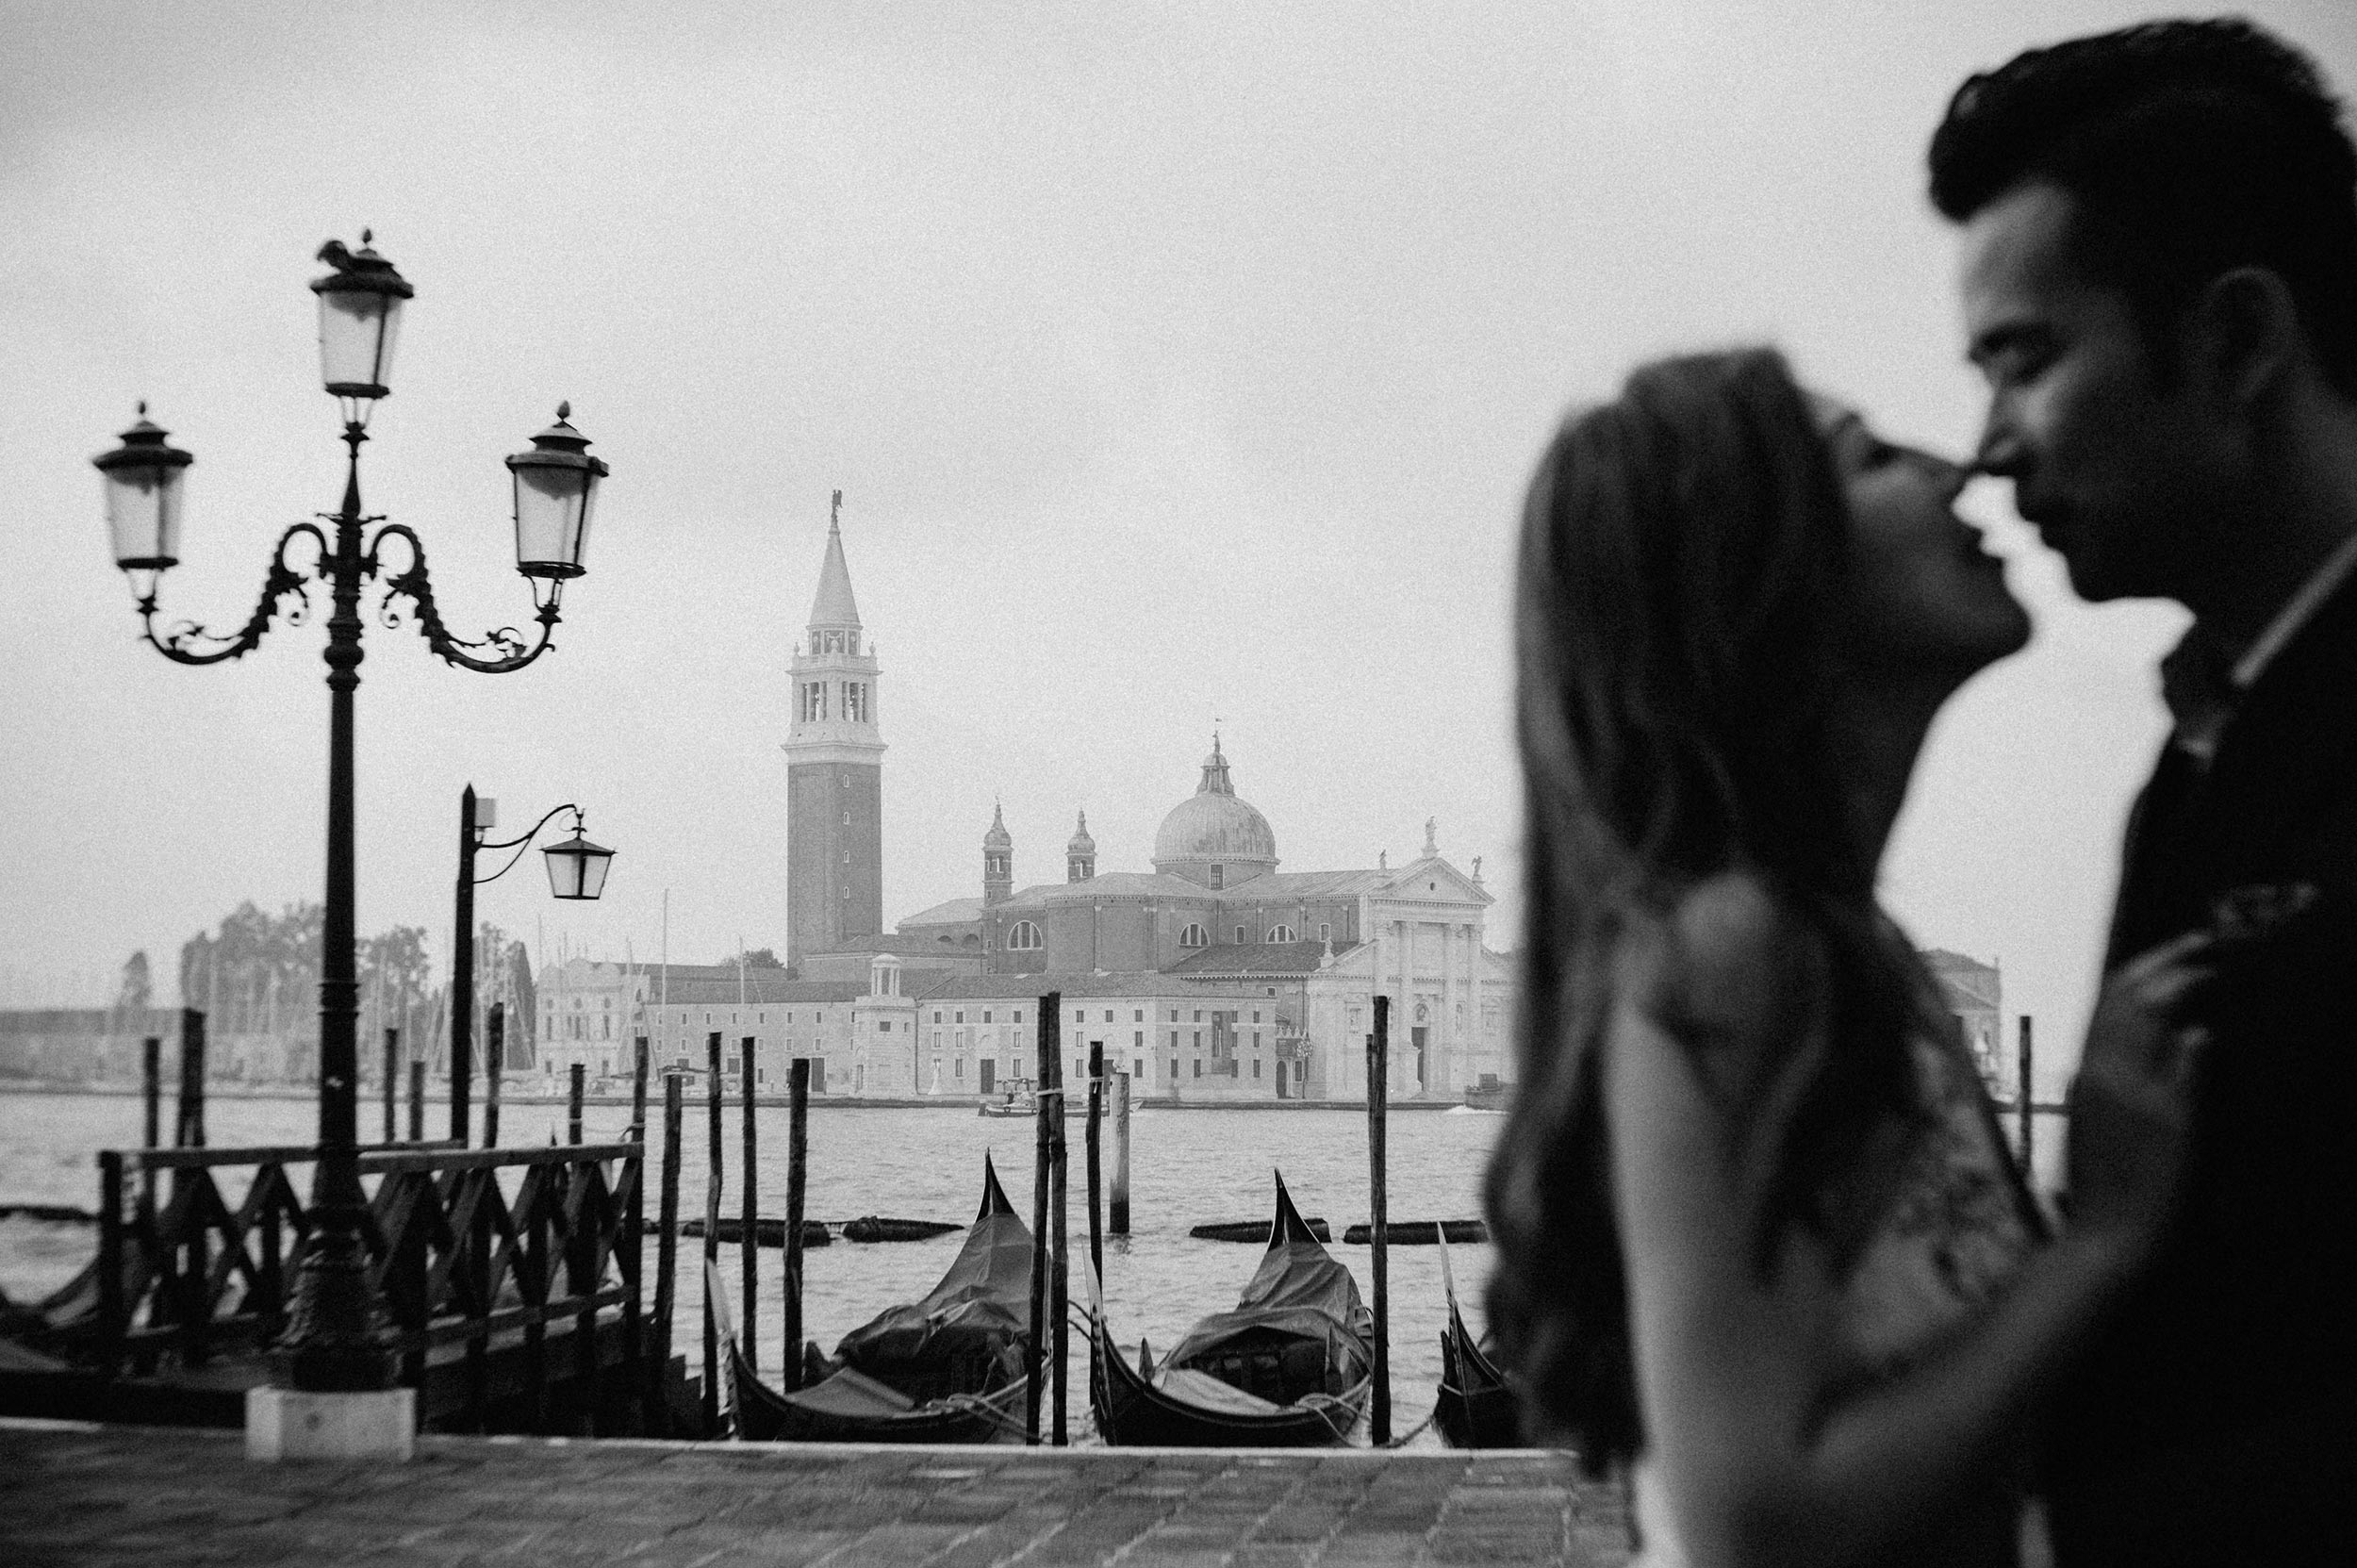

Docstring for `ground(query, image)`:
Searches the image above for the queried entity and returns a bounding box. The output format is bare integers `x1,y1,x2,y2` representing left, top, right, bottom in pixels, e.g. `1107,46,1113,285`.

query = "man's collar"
2162,525,2357,765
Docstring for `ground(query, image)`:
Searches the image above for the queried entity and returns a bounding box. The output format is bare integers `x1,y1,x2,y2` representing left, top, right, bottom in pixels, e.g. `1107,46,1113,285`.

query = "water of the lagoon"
0,1088,1506,1447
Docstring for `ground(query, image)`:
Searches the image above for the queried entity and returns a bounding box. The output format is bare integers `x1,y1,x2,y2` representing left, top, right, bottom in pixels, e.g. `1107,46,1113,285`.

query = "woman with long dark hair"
1484,349,2211,1567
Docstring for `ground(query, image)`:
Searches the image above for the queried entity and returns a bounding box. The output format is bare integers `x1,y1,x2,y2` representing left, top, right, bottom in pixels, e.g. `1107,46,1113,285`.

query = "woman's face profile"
1812,396,2032,677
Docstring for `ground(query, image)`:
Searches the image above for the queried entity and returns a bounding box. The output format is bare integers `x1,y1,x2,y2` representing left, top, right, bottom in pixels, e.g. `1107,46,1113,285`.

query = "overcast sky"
5,2,2352,1084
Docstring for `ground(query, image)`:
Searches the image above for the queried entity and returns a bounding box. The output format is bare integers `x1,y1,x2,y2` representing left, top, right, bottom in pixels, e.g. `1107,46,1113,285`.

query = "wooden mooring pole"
1368,994,1392,1445
176,1008,206,1147
740,1035,758,1374
383,1027,400,1144
483,1003,504,1148
620,1047,648,1434
1085,1043,1105,1287
783,1057,809,1391
141,1036,162,1151
408,1061,425,1143
2018,1015,2035,1174
1086,1041,1104,1410
1026,991,1059,1444
569,1063,586,1145
631,1036,650,1144
702,1032,723,1436
1050,1033,1070,1447
139,1035,161,1230
1111,1066,1130,1235
651,1070,684,1437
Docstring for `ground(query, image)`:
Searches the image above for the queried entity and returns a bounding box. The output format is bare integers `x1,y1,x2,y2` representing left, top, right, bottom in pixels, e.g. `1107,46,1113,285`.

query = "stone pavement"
0,1419,1633,1567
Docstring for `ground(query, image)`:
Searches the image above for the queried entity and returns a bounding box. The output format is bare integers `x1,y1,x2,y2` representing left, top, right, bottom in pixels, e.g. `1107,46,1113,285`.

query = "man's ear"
2184,266,2306,414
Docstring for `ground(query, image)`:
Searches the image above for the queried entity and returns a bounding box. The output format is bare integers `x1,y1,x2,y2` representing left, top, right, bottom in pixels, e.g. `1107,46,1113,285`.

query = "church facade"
533,510,2025,1107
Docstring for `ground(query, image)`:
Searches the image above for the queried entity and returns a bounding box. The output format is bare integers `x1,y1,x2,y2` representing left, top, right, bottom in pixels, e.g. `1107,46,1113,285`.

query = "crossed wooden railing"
86,1133,670,1434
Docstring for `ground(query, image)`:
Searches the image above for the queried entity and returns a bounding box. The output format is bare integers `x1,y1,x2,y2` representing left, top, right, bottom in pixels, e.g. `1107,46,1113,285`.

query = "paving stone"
0,1420,1630,1567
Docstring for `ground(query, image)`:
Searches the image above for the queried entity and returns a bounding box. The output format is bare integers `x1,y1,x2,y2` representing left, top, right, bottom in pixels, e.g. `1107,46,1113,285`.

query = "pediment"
1369,856,1492,906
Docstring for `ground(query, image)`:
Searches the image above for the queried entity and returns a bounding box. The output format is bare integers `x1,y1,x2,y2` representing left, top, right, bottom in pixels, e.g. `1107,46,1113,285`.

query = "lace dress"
1629,1011,2048,1567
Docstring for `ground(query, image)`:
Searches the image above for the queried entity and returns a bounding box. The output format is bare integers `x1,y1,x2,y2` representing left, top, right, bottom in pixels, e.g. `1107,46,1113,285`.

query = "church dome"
1067,810,1096,856
982,802,1012,850
1152,736,1277,873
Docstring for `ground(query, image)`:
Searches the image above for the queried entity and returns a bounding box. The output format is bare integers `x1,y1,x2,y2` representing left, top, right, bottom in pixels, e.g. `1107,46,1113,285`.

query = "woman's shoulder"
1618,870,1827,1051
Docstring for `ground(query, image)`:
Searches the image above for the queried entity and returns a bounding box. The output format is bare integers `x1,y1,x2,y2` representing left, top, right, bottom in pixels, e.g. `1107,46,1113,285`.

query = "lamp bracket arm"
368,521,560,674
473,803,584,883
137,521,325,666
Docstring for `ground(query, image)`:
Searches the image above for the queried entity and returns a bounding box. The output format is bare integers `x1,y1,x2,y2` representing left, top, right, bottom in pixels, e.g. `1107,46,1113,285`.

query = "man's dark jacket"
2045,569,2357,1566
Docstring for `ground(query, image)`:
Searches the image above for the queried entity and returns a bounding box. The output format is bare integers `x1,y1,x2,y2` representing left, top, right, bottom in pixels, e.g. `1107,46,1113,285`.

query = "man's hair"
1929,18,2357,396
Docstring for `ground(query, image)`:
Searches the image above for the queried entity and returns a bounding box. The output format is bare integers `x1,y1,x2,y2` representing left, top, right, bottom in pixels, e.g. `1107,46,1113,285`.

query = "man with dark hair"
1932,17,2357,1566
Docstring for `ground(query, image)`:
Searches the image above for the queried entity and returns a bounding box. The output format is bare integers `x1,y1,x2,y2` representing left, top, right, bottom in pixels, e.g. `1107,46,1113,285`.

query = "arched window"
1178,923,1209,949
1265,925,1295,943
1007,920,1044,950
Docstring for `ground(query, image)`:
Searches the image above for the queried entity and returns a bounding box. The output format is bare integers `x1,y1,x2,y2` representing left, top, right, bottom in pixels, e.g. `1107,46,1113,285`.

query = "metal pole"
740,1035,758,1374
451,785,477,1146
1111,1067,1130,1235
702,1032,722,1435
1025,991,1058,1444
280,431,389,1392
784,1057,809,1392
569,1062,586,1145
1368,995,1392,1445
407,1061,425,1143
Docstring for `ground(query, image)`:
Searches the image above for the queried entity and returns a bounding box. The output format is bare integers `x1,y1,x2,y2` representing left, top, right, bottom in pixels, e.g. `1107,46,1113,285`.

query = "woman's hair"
1482,348,1921,1468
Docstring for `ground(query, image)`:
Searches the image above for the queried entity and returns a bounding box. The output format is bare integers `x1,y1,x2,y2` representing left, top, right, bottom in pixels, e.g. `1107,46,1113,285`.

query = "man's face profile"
1959,181,2220,605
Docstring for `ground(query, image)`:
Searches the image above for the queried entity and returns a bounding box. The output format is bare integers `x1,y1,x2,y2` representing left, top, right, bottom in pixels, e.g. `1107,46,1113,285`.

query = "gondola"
1433,1230,1521,1448
716,1151,1031,1444
1091,1170,1371,1447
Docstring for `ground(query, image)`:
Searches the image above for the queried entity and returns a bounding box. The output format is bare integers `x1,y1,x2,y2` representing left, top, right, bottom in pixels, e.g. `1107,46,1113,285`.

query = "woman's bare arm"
1608,875,2202,1568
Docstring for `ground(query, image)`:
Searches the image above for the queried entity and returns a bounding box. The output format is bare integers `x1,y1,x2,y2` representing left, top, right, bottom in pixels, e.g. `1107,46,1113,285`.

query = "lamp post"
453,786,614,1144
94,235,610,1452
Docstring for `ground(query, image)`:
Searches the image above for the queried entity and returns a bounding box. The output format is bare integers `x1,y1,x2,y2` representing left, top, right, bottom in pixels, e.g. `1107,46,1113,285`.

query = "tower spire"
807,490,861,635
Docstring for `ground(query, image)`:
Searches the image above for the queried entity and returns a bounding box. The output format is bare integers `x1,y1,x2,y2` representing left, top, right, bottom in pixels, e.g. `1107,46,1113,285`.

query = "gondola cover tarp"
832,1205,1033,1385
1163,1232,1369,1380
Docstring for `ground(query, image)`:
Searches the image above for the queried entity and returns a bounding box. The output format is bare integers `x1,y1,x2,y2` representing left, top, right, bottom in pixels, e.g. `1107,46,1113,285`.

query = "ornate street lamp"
94,237,611,1428
448,788,614,1144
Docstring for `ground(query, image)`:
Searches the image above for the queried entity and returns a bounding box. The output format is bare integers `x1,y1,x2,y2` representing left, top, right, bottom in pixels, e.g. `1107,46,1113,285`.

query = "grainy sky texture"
4,2,2352,1088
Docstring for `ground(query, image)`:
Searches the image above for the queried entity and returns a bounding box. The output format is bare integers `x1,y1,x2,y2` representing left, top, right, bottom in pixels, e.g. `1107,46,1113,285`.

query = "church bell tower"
783,492,885,968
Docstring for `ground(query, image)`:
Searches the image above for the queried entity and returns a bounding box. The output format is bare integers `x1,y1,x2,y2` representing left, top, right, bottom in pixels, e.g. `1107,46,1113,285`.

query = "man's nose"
1972,406,2027,477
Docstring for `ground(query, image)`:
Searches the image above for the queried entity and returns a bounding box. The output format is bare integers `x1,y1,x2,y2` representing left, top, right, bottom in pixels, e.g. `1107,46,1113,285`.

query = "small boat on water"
1433,1231,1521,1448
717,1151,1030,1444
977,1078,1038,1118
1091,1171,1371,1447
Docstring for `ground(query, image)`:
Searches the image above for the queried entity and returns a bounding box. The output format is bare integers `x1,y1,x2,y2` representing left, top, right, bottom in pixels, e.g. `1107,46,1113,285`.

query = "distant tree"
117,951,153,1013
742,948,784,969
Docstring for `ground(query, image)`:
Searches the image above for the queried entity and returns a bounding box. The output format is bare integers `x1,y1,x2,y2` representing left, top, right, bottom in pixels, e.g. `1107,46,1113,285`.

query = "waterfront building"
1923,949,2005,1092
530,519,2001,1108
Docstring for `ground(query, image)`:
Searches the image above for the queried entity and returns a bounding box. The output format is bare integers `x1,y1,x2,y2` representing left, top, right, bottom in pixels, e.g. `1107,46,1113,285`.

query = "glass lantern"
92,405,194,571
542,820,615,900
505,404,609,580
309,231,413,417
